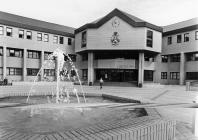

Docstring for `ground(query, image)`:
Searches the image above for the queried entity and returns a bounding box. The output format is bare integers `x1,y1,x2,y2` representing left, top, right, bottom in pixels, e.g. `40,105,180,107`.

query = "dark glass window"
146,30,153,47
186,72,198,80
19,30,24,38
7,67,22,75
59,36,64,44
144,70,153,81
6,27,12,36
0,26,3,35
27,50,40,59
186,52,198,61
68,38,72,45
27,68,39,76
170,54,180,62
82,53,88,61
195,31,198,40
161,55,168,62
26,31,32,39
161,72,167,79
81,31,87,48
184,33,189,42
167,36,172,45
177,34,182,43
44,69,55,76
37,33,42,41
7,48,23,57
82,69,88,80
170,72,179,80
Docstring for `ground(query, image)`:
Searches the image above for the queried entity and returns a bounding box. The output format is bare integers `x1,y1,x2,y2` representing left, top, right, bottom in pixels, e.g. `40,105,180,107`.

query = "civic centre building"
0,8,197,86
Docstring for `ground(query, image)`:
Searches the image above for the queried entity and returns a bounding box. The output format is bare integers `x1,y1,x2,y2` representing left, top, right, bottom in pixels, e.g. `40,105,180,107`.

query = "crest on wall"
111,32,120,46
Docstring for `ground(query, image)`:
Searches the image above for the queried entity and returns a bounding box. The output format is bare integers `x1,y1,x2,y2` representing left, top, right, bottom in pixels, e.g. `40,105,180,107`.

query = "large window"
27,68,39,76
59,36,64,44
44,34,49,42
37,33,42,41
161,55,168,62
18,30,24,38
44,69,55,76
81,31,87,48
44,52,53,60
146,30,153,47
0,47,3,56
0,26,4,35
184,33,189,42
161,72,167,79
170,54,180,62
82,69,88,80
170,72,179,80
195,31,198,40
177,34,182,43
186,72,198,80
53,36,58,44
6,27,12,36
144,70,153,81
27,50,40,59
7,48,23,57
68,38,72,45
26,31,32,39
7,67,22,75
186,52,198,61
167,36,172,45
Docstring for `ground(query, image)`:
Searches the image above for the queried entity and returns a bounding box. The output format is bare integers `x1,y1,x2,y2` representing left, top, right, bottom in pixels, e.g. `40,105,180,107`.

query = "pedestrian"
99,77,103,89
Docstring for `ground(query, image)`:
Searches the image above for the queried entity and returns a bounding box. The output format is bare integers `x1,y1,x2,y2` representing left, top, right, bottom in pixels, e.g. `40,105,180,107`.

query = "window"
68,38,72,45
186,72,198,80
0,47,3,56
7,48,23,57
26,31,32,39
59,36,64,44
161,72,167,79
144,70,153,81
82,53,88,61
27,50,40,59
0,26,3,35
37,33,42,41
81,31,87,48
82,69,88,80
161,55,168,62
44,52,53,60
170,54,180,62
27,68,39,76
184,33,189,42
146,30,153,47
0,67,2,75
170,72,179,80
18,30,24,38
167,36,172,45
195,31,198,40
44,34,49,42
44,69,55,76
53,36,58,44
186,52,198,61
144,55,154,62
7,67,22,75
6,27,12,36
177,34,182,43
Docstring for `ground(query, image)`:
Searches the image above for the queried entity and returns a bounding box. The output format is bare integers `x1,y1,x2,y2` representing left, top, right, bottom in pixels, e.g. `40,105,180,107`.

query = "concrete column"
3,46,6,79
23,48,27,81
180,52,185,85
88,52,94,85
40,50,44,81
138,52,144,87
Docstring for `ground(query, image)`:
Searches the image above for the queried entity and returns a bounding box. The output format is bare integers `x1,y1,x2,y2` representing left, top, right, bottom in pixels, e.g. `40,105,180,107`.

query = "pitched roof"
75,8,163,34
0,11,75,37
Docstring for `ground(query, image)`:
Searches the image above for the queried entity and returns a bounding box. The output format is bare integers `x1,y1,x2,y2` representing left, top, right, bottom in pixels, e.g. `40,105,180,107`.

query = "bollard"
186,82,190,91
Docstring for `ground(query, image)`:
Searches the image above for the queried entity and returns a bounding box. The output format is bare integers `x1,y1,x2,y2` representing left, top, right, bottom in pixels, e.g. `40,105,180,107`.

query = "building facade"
0,9,197,86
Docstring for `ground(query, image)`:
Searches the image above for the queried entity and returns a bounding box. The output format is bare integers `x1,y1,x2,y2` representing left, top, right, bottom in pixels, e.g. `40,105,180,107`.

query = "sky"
0,0,197,28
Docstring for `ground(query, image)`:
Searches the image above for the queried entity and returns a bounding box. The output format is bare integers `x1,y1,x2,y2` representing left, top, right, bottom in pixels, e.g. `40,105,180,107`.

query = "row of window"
167,31,198,45
0,26,72,45
161,72,180,80
161,54,180,62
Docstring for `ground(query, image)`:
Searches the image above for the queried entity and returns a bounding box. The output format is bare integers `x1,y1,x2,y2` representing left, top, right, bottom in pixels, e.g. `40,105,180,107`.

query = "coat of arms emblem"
111,32,120,46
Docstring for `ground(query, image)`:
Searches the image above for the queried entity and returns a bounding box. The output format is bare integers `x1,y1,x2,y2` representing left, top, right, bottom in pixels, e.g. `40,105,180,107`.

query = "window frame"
146,30,153,48
7,67,22,75
6,27,12,37
7,48,23,58
167,36,172,45
27,68,39,76
81,31,87,48
44,34,49,42
44,69,55,76
161,55,168,63
59,36,64,44
0,47,3,56
37,33,42,41
0,26,4,35
27,50,40,59
68,38,72,45
184,33,189,42
26,31,32,40
170,72,180,80
53,36,58,44
177,34,182,43
195,31,198,40
18,29,24,39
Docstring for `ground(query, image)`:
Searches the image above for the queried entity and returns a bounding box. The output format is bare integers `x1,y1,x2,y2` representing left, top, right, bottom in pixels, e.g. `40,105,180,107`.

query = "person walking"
99,77,104,89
